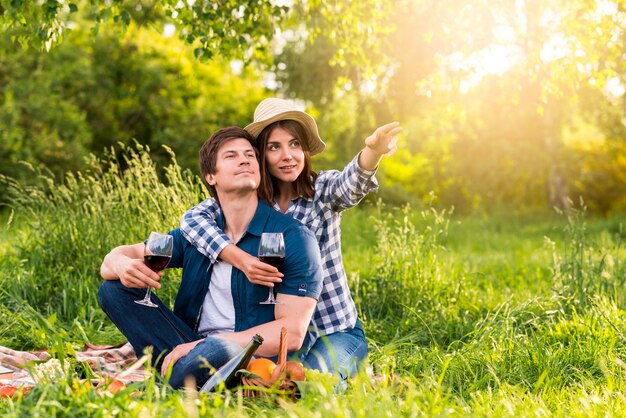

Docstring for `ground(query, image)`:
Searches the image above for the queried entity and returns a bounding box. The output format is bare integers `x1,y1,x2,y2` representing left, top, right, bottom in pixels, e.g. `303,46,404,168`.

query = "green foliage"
0,23,265,205
0,0,391,71
345,199,626,402
548,202,626,313
3,0,626,214
356,201,457,347
0,34,92,195
0,0,288,62
571,138,626,214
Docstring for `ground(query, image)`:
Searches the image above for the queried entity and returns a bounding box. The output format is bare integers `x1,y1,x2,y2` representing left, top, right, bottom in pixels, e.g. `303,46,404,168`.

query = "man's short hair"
198,126,257,200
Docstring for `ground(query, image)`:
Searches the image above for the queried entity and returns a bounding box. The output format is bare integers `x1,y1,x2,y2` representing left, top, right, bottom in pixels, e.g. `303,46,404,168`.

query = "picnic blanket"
0,341,148,395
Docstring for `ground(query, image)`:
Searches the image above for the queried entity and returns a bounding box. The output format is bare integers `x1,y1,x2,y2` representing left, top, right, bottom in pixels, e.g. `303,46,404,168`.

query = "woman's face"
264,127,305,184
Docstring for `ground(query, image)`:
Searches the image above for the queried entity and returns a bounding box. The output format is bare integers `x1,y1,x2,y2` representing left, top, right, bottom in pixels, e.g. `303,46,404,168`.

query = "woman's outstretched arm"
320,121,402,211
358,121,402,170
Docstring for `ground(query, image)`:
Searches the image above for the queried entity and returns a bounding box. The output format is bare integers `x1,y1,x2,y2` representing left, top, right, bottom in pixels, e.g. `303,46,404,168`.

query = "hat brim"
244,110,326,156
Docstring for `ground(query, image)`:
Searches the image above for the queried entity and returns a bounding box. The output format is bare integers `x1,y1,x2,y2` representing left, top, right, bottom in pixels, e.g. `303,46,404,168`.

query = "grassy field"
1,146,625,416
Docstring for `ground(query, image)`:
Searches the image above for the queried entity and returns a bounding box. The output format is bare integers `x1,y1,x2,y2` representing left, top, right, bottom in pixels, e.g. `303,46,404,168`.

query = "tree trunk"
544,107,571,213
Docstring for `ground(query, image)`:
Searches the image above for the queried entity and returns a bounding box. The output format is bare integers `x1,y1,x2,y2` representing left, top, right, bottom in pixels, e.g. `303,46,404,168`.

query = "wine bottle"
199,334,264,392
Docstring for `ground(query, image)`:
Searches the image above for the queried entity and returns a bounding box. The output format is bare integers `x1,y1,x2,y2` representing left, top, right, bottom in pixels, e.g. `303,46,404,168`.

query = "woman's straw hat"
244,98,326,155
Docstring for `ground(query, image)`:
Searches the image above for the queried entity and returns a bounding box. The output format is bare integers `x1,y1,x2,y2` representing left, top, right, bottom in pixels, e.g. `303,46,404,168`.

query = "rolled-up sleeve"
317,152,379,212
277,225,323,300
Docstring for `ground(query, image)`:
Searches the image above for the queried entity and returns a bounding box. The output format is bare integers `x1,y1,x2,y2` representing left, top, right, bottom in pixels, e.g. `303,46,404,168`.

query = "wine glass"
258,232,285,305
135,232,173,308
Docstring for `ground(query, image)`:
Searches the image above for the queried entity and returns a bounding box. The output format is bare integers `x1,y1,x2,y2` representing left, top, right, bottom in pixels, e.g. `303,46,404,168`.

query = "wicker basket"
240,327,300,401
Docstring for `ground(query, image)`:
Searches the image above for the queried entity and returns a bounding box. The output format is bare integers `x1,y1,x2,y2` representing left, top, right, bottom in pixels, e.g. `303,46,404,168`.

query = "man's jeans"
98,280,242,389
302,320,368,383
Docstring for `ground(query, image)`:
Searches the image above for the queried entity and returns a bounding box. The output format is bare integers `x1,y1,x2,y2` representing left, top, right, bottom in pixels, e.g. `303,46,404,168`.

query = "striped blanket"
0,342,147,395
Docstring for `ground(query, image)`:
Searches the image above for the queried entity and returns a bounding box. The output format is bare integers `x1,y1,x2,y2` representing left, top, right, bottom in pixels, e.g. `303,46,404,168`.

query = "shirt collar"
247,200,272,237
215,199,272,240
272,195,305,212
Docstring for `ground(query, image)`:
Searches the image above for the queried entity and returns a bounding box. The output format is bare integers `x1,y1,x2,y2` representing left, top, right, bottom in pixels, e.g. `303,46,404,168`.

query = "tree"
0,23,265,203
276,0,626,212
0,0,392,70
0,0,286,61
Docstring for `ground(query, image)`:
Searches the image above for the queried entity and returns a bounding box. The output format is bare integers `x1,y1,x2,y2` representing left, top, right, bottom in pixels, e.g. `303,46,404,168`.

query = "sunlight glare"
493,23,516,44
450,21,521,92
605,77,625,98
472,45,519,76
455,43,520,93
597,0,618,15
163,24,176,38
540,33,567,63
360,76,377,95
230,60,243,75
271,0,294,6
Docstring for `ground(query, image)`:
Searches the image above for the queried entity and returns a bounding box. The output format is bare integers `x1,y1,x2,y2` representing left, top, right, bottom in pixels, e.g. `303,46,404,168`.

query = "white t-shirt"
197,261,235,337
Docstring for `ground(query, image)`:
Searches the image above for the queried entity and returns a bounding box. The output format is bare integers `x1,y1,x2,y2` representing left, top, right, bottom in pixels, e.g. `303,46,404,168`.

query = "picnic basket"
240,327,301,400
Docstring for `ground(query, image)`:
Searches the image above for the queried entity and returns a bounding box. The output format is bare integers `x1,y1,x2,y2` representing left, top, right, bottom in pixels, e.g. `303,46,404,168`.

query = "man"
98,126,323,389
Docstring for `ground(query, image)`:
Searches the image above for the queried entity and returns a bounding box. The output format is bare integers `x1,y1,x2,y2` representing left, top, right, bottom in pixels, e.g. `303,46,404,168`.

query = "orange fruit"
0,384,32,398
247,358,276,380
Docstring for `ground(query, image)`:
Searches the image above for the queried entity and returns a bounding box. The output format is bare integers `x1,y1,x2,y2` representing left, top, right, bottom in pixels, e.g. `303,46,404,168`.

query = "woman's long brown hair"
256,120,318,204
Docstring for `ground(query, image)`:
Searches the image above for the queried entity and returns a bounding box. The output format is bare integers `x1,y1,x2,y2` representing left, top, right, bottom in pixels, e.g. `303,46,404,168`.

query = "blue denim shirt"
168,200,323,334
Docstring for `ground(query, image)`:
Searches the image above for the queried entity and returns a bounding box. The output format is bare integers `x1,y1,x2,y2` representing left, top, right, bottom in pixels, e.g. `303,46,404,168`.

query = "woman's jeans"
98,280,241,389
302,320,368,383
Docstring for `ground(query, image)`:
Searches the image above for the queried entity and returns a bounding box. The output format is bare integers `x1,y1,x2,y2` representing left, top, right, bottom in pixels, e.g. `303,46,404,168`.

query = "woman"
180,98,401,379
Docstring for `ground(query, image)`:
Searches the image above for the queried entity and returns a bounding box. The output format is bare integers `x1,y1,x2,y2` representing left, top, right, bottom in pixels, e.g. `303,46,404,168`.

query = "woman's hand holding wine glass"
135,232,173,308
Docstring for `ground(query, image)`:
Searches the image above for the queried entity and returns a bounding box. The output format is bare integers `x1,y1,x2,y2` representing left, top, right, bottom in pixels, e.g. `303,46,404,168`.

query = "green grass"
0,209,14,259
1,146,626,416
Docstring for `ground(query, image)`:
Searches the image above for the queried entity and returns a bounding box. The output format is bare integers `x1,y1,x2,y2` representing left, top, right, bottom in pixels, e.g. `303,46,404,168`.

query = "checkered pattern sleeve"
316,152,379,212
179,198,231,263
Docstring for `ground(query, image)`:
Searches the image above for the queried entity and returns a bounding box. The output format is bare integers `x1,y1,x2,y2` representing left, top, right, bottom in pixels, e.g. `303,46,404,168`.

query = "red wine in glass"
258,233,285,305
258,256,284,269
144,255,172,272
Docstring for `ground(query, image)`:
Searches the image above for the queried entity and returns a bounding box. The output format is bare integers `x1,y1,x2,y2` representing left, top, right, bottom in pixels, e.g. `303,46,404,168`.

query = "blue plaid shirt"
180,153,378,335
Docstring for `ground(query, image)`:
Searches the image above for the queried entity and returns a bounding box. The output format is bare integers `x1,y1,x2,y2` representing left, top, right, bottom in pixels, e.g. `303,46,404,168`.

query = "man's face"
205,138,260,196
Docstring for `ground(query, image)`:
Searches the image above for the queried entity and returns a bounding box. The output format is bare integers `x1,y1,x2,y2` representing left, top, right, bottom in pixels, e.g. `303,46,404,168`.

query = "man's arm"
100,243,163,289
219,224,323,356
161,293,315,375
217,293,317,357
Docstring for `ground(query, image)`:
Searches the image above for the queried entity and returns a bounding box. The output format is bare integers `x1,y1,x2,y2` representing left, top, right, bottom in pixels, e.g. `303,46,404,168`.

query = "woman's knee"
304,328,368,375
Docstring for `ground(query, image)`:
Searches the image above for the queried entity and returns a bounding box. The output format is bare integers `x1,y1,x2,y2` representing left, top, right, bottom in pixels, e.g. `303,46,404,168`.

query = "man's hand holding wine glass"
100,243,164,289
113,256,163,290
